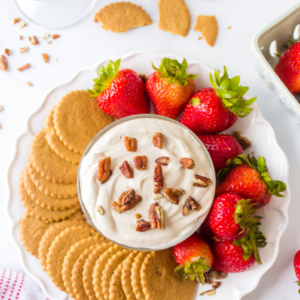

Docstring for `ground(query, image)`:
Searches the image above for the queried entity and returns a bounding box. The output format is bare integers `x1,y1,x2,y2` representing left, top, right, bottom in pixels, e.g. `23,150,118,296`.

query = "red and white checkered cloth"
0,268,48,300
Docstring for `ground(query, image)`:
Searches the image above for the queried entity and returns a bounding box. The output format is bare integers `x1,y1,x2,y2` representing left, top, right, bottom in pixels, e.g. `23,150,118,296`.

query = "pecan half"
193,175,212,187
112,189,141,213
149,203,164,230
124,136,137,152
133,156,147,170
153,132,162,148
136,219,151,232
97,155,112,183
164,188,185,205
155,156,170,166
117,188,135,206
153,164,164,193
180,158,195,169
0,55,8,71
182,196,201,216
119,161,133,178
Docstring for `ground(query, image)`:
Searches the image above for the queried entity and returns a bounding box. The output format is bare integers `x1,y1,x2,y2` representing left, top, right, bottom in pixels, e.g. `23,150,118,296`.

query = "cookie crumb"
96,205,104,215
228,25,231,30
18,63,31,71
0,124,2,130
19,35,23,40
194,15,218,47
42,53,49,63
52,34,60,39
19,47,28,53
135,213,142,219
17,21,27,29
0,105,4,112
42,33,50,40
47,40,52,44
4,49,10,56
198,36,203,40
26,82,33,87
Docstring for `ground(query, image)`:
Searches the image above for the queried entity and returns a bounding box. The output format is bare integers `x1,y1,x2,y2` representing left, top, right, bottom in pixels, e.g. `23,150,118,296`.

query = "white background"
0,0,300,299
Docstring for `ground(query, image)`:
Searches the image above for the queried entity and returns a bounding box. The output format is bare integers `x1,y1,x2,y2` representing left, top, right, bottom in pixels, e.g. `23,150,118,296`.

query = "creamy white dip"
79,117,215,250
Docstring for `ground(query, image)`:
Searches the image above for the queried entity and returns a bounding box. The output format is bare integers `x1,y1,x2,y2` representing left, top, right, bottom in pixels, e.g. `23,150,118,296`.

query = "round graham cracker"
92,245,121,300
23,167,78,211
101,249,131,300
140,249,197,300
19,175,80,223
131,251,150,300
46,225,99,291
121,251,139,300
62,236,107,298
45,107,82,165
109,260,127,300
53,90,114,154
29,129,78,184
38,213,86,270
19,212,51,258
27,162,77,199
83,244,116,300
72,243,111,300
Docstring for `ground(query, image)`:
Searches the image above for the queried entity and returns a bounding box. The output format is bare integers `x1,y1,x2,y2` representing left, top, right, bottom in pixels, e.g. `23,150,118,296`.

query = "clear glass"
14,0,97,29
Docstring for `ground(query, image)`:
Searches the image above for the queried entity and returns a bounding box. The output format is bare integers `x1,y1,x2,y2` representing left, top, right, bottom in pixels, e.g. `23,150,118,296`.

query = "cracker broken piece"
94,2,152,33
158,0,190,37
194,15,218,47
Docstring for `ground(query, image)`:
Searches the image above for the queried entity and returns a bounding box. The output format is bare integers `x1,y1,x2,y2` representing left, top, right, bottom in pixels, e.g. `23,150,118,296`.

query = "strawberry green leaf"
152,58,197,86
217,154,287,197
233,222,267,263
88,59,121,97
174,258,210,284
209,66,256,118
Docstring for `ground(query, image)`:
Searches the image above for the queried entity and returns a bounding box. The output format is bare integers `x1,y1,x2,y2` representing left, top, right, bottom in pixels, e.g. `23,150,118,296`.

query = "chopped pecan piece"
133,156,147,170
124,136,137,152
13,17,20,24
153,132,162,148
52,34,60,39
31,36,39,45
42,53,49,63
193,175,212,187
4,49,10,56
149,203,164,230
112,189,141,213
19,47,28,53
97,155,112,183
212,281,222,289
96,205,104,215
155,156,170,166
153,164,164,193
0,55,8,71
200,289,216,296
135,213,142,219
182,196,201,216
136,219,151,232
17,63,31,71
119,161,133,178
180,158,195,169
164,188,185,205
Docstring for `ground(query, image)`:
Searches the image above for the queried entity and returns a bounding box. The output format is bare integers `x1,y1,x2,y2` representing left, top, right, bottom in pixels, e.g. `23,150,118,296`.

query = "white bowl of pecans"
78,114,216,251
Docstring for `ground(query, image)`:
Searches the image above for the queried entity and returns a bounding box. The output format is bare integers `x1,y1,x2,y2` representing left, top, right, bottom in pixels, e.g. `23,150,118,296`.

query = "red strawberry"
275,41,300,94
179,67,256,134
216,154,286,207
206,193,260,241
198,134,243,171
88,59,150,119
173,233,213,283
294,250,300,292
146,58,196,118
212,240,256,273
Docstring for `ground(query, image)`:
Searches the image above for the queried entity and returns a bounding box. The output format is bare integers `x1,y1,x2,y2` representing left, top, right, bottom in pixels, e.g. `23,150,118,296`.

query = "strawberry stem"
217,154,286,197
88,59,121,97
152,58,197,86
209,66,256,118
174,258,210,283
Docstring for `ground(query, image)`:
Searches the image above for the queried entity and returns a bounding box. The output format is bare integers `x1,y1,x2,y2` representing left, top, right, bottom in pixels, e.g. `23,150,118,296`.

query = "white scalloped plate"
6,51,290,300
